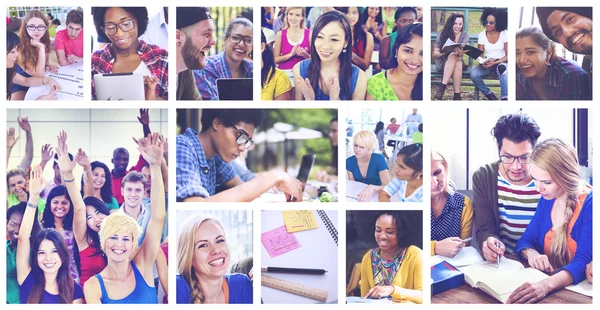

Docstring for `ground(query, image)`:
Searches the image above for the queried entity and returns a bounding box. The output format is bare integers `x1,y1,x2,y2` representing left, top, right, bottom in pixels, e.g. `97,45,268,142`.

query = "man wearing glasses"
176,109,303,202
472,113,542,263
55,10,84,66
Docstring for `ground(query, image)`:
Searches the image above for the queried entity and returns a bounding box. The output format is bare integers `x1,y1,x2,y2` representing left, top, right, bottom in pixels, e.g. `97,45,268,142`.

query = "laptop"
94,72,145,100
217,78,253,100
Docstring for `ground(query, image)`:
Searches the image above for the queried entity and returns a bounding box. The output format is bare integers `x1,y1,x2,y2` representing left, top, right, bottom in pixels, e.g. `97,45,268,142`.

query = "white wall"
7,108,168,181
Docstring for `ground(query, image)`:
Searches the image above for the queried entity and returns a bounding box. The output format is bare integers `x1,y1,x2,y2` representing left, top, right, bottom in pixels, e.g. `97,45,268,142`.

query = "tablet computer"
217,78,253,100
93,72,145,100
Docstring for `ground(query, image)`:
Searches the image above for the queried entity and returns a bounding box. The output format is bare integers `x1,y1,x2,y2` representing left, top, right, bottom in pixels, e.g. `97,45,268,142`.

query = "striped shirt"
497,173,540,254
382,177,423,202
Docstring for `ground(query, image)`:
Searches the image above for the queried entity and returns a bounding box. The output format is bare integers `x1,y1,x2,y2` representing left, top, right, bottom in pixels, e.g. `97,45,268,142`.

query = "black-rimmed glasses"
233,125,254,149
499,154,530,164
26,24,47,32
228,34,253,47
103,19,136,36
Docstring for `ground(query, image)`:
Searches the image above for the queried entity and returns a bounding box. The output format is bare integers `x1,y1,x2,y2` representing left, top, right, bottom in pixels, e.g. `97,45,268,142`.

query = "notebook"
261,210,338,304
431,246,484,267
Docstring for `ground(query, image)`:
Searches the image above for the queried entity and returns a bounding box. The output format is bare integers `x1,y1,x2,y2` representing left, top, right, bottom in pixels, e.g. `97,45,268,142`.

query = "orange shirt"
543,191,589,259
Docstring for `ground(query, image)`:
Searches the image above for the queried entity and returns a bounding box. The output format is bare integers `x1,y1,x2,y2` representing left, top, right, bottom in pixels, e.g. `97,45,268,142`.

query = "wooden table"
432,254,592,304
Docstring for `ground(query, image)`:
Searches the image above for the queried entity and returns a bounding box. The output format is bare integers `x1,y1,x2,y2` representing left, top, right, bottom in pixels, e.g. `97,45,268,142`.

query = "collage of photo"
2,3,595,307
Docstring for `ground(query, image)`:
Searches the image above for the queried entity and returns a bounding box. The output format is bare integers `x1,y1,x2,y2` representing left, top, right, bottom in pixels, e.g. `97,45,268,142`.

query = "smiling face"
104,7,138,50
50,195,71,219
431,158,446,196
546,10,592,54
7,47,18,68
225,24,253,65
112,149,129,174
26,17,47,41
396,11,416,32
214,121,255,163
192,220,230,279
7,212,23,243
396,35,423,75
499,139,533,185
516,36,550,79
485,14,497,32
368,7,380,18
286,8,304,28
453,17,464,34
121,181,144,208
8,174,27,196
37,239,62,273
345,7,360,27
86,205,107,232
314,21,347,63
375,215,399,253
104,233,134,262
530,162,565,200
92,167,106,190
181,19,216,70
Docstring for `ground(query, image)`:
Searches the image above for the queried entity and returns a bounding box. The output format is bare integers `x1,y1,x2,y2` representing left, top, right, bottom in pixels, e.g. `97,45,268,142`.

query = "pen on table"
494,241,500,268
460,237,472,243
261,266,327,275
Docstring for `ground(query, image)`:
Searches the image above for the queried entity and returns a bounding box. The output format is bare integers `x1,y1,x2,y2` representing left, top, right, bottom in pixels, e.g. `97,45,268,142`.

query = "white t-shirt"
478,30,507,59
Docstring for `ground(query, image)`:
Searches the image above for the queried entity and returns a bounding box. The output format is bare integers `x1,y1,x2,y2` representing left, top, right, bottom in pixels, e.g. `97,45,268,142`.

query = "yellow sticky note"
282,210,318,233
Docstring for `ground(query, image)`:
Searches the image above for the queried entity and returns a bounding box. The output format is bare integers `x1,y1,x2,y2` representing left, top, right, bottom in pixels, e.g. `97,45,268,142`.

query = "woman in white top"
469,8,508,100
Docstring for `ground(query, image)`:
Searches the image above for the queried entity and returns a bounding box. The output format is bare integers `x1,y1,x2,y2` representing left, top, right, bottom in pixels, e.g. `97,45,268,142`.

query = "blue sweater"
515,191,593,284
176,273,253,304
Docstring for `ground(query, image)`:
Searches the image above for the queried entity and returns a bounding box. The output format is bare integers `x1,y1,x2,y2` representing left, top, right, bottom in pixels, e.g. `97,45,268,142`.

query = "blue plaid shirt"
176,128,236,201
193,52,253,100
516,57,591,100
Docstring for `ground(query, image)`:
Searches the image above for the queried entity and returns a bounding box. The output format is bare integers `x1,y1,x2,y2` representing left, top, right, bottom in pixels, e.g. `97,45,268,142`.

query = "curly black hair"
480,7,508,32
491,113,541,152
93,7,148,43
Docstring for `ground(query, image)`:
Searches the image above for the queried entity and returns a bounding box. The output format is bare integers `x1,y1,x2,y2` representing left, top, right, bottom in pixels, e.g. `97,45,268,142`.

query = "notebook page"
566,280,593,297
431,246,484,267
459,257,525,286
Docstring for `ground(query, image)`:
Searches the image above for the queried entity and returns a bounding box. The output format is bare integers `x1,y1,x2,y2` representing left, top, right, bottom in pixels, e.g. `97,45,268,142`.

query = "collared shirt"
111,155,148,205
91,40,168,100
405,113,422,134
119,202,151,247
193,52,253,100
139,9,168,51
516,57,591,100
176,128,236,201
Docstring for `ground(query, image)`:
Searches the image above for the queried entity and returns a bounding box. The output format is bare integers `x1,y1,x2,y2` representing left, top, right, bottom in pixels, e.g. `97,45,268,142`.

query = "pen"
261,266,327,275
461,237,472,243
494,241,500,268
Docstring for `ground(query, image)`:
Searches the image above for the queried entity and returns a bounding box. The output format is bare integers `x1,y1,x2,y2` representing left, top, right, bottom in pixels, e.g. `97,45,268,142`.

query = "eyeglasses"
233,125,254,149
26,24,47,32
228,34,253,47
102,19,136,36
485,21,496,26
499,154,530,164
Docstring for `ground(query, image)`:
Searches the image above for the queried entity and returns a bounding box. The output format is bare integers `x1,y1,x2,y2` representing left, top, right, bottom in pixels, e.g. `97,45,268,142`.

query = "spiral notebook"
261,210,338,304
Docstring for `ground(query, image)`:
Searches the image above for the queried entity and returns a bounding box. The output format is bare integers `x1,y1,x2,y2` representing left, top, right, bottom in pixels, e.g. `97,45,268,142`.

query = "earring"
342,48,347,53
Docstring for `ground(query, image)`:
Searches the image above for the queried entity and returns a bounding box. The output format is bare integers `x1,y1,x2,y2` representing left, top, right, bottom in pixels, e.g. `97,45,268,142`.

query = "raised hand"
296,77,315,100
75,148,91,170
55,131,76,174
133,132,164,165
137,108,150,125
17,117,31,132
28,165,47,196
40,144,54,163
7,127,18,149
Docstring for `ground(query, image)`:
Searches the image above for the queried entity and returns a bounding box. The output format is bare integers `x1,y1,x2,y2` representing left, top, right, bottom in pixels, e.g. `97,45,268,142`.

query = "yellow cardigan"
430,195,473,254
360,245,423,303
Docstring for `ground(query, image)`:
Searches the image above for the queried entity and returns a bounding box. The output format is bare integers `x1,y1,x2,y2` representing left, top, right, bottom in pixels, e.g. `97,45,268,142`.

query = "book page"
484,268,549,303
566,280,593,297
431,246,484,267
459,257,525,286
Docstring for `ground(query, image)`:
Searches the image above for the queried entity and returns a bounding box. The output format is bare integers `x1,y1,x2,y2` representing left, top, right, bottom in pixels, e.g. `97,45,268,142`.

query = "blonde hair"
431,150,453,195
353,130,376,152
177,214,226,304
531,138,582,269
284,7,306,29
98,213,142,254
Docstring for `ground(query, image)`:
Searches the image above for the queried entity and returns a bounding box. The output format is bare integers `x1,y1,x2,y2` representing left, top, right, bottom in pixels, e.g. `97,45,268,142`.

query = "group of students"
6,111,169,304
346,112,424,202
261,7,423,100
430,113,592,303
6,9,83,100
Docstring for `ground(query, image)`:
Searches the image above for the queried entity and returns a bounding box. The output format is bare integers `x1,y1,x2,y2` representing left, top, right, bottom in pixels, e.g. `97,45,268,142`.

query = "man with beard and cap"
472,113,542,263
536,7,593,77
176,7,216,100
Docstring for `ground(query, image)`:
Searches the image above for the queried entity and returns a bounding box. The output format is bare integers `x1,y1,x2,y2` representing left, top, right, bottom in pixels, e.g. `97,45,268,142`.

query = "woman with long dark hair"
362,7,386,52
80,161,120,212
432,13,469,100
293,10,367,100
6,31,60,100
374,121,386,158
340,7,374,71
367,23,423,100
17,166,83,303
261,29,292,100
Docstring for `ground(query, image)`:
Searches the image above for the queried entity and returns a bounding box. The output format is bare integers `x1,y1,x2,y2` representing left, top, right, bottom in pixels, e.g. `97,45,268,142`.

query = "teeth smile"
572,33,584,45
209,258,225,266
43,262,56,268
112,249,125,254
405,62,420,69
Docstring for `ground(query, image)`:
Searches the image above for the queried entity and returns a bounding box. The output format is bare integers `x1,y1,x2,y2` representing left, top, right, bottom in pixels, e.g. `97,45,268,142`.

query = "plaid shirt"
193,52,253,100
176,128,236,201
91,40,168,100
516,58,591,100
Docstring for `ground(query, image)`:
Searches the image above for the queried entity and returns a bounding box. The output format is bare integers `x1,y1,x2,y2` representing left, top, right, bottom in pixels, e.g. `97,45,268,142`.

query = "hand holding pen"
481,236,505,264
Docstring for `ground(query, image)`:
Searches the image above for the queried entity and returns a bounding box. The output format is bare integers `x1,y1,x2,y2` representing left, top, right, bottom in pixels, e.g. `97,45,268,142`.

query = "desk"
253,181,338,203
24,62,84,101
431,254,592,304
346,180,399,202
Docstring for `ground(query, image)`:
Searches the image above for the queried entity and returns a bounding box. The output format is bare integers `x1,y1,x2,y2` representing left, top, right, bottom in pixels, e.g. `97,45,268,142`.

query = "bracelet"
27,202,37,209
63,177,75,183
391,285,396,296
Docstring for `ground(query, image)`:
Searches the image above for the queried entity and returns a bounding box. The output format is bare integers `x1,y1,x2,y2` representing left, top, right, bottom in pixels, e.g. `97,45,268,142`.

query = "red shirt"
54,28,84,57
386,124,401,134
111,155,147,205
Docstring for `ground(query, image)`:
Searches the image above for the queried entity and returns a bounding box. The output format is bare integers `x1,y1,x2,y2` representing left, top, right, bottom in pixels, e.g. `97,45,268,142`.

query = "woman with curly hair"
469,7,508,100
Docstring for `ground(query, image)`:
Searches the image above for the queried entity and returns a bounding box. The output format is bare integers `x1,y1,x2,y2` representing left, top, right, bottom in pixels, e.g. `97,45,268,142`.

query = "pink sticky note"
261,225,301,258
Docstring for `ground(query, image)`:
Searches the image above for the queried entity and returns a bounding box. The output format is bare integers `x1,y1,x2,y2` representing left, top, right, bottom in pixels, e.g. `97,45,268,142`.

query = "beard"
182,37,206,70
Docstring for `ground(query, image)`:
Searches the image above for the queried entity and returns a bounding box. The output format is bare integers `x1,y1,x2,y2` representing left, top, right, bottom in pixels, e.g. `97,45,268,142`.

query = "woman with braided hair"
510,138,592,303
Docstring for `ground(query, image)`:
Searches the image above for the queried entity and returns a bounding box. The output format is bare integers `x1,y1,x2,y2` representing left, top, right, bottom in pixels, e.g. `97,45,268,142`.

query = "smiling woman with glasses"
193,17,254,100
91,7,168,100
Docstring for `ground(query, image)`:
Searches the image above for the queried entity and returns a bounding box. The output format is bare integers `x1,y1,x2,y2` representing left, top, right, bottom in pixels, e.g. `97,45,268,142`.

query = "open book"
476,57,497,65
441,38,483,60
431,246,484,267
458,258,549,303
